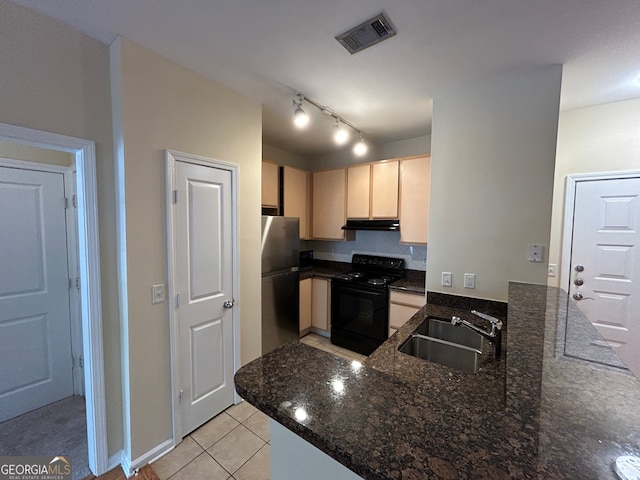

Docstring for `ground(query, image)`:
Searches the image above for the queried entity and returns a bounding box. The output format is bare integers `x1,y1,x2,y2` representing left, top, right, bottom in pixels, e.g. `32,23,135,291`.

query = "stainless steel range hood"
341,219,400,231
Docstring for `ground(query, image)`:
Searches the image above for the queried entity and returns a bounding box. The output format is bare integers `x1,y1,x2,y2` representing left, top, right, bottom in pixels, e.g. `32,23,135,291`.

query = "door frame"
561,170,640,292
0,122,108,475
165,150,241,443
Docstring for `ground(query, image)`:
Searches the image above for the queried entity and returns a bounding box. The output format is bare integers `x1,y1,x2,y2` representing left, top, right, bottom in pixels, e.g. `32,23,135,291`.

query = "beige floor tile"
168,453,230,480
207,425,266,474
233,444,270,480
243,410,270,442
191,412,240,449
152,437,203,480
314,343,336,354
226,401,257,423
299,335,320,346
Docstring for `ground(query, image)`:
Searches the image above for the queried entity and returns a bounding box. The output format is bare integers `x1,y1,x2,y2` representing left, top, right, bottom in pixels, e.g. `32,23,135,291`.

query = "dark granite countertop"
299,259,426,294
235,282,640,479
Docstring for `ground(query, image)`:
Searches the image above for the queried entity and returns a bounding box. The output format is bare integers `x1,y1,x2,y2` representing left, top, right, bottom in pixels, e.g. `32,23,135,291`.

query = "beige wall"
308,134,430,171
0,0,122,456
428,65,562,301
549,98,640,288
263,143,308,169
111,37,262,460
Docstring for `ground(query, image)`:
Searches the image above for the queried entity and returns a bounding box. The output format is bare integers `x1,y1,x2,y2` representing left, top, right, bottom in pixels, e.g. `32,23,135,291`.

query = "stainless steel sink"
398,334,482,374
415,317,486,351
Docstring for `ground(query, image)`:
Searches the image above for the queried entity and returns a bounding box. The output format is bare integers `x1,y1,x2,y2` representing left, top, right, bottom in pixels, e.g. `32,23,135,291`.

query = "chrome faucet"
451,310,503,357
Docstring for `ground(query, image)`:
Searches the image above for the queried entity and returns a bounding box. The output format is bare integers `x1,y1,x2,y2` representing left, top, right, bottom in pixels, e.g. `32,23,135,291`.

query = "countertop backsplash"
305,230,427,270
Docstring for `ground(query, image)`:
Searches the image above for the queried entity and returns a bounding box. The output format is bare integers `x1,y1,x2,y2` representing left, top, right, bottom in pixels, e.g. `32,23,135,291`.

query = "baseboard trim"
107,451,124,471
122,439,174,477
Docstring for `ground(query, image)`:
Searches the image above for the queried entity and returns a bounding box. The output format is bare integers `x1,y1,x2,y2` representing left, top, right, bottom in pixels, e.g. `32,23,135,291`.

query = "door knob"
574,278,584,286
574,264,584,272
223,300,235,309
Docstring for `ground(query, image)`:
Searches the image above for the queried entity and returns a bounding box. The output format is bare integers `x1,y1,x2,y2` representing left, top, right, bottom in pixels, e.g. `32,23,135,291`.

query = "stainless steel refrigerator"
261,216,300,354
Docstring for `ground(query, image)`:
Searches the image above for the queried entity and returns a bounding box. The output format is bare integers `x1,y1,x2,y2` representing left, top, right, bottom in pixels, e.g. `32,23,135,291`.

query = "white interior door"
566,177,640,377
0,166,73,422
174,159,235,436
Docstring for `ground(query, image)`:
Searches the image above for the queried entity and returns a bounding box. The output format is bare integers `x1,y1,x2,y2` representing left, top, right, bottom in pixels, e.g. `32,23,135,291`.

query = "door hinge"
176,292,181,308
68,278,73,289
72,194,78,208
72,355,84,369
75,277,80,290
173,189,178,204
179,389,184,404
64,197,69,209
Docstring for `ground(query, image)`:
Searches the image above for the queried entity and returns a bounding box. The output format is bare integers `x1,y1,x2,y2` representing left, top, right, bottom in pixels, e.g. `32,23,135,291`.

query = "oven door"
331,280,389,350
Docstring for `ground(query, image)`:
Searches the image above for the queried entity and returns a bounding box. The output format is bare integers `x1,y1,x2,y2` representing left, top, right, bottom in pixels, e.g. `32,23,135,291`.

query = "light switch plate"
441,272,452,287
528,244,544,263
464,273,475,289
152,284,166,304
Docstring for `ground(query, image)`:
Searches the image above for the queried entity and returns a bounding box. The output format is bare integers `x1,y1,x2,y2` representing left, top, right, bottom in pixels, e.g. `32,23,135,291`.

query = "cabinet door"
389,290,425,336
346,164,371,219
312,168,347,240
283,166,310,239
399,157,430,244
371,160,399,218
311,278,329,331
299,277,312,332
262,160,280,208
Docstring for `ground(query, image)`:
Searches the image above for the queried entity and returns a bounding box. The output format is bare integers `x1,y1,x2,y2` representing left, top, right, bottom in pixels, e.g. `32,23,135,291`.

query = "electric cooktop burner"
333,254,405,288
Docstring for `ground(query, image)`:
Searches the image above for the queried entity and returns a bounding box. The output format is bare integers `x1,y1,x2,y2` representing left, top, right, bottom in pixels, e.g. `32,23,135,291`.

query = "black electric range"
331,254,405,355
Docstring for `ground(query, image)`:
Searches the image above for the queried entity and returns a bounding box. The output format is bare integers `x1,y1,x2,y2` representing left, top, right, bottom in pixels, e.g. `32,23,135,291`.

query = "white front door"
565,177,640,377
0,166,73,422
173,159,235,436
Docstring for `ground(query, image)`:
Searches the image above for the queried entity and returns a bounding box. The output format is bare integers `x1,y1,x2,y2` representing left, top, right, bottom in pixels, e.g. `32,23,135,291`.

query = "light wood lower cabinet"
311,277,330,332
299,277,312,333
389,290,425,337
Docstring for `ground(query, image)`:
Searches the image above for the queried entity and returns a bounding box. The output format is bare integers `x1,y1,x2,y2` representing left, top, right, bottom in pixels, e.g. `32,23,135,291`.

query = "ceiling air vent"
335,13,396,54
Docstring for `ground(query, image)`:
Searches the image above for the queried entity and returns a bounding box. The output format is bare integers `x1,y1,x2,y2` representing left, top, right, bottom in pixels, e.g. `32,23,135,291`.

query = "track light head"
292,95,309,128
333,119,350,145
353,133,367,156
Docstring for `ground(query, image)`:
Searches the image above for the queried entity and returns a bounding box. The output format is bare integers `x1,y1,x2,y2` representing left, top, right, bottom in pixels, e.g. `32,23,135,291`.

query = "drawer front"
389,291,425,308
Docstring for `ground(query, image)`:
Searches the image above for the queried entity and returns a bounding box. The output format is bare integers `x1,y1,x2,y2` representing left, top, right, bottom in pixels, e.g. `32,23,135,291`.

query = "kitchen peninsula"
234,283,640,479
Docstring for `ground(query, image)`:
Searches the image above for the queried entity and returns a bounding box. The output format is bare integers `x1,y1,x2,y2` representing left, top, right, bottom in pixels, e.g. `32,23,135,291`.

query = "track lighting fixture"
292,92,367,156
353,133,368,156
333,118,350,145
292,94,309,128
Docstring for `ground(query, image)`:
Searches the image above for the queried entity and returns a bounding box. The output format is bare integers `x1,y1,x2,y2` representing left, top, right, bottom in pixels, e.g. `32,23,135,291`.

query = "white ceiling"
10,0,640,155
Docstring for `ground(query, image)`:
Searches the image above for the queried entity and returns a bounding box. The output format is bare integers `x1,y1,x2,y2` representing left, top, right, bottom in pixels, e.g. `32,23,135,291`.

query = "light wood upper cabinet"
347,164,370,218
262,160,279,208
346,160,399,219
283,165,310,239
399,156,431,244
312,168,350,240
371,160,399,218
